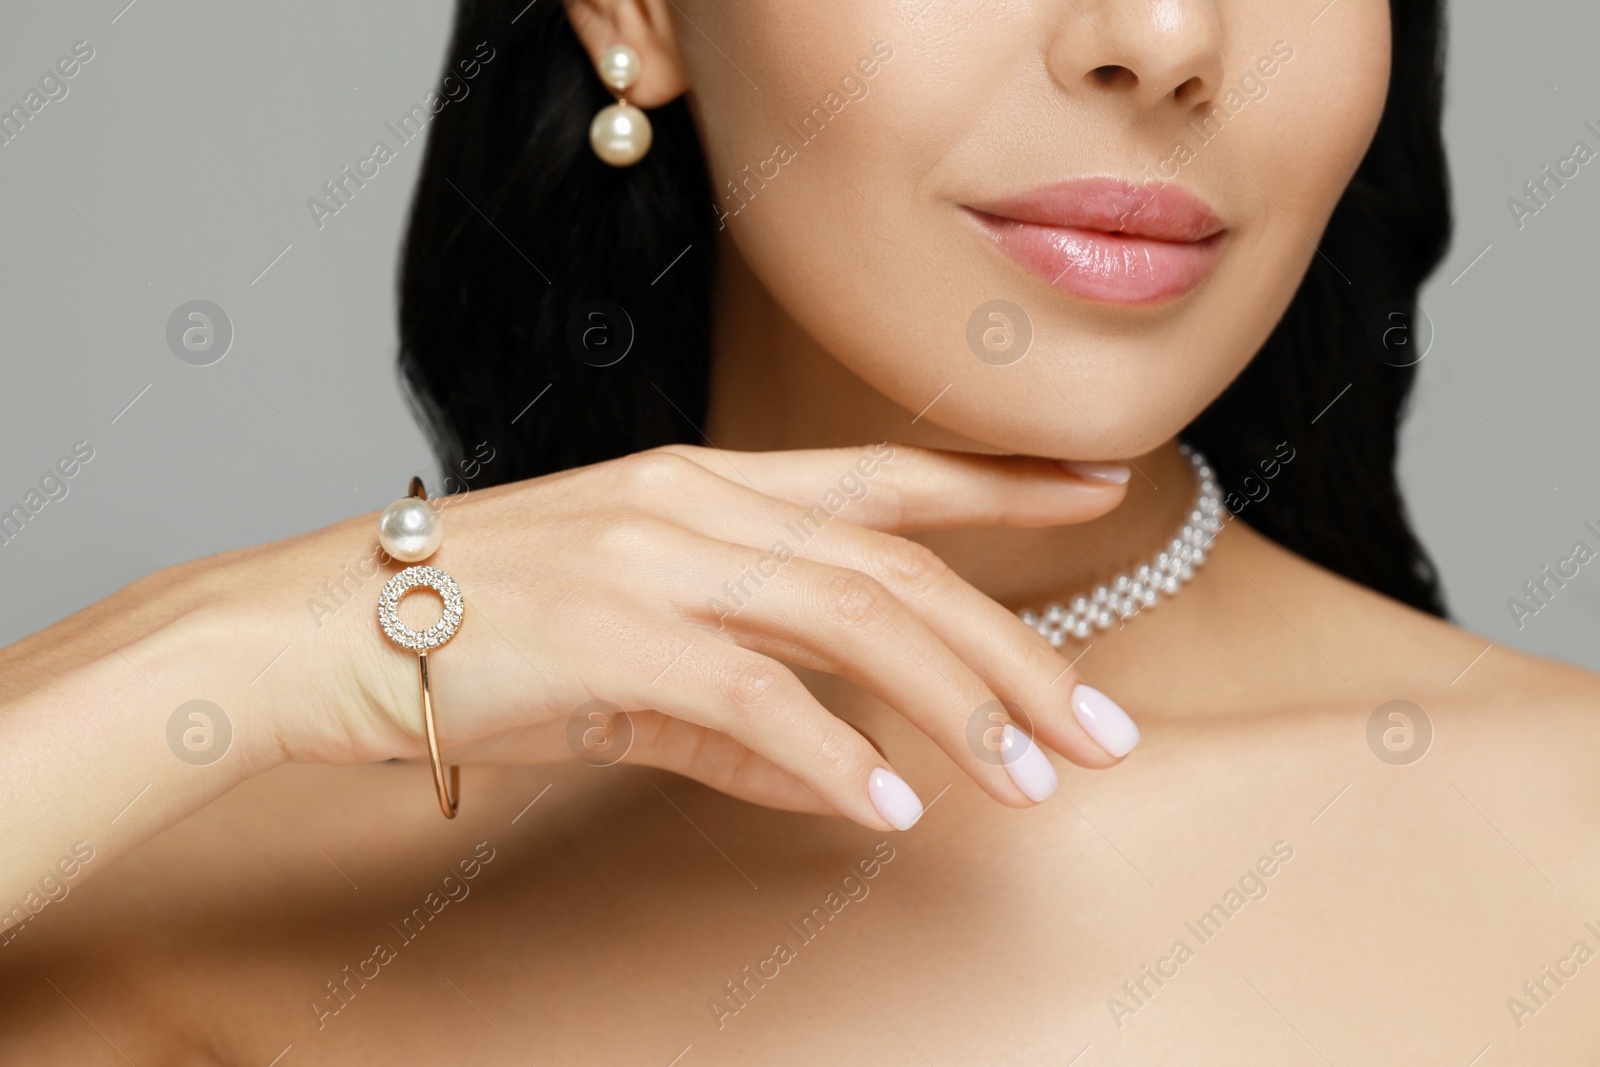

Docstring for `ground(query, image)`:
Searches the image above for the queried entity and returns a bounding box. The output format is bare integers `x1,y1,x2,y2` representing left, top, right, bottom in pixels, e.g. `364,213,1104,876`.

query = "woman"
3,0,1597,1061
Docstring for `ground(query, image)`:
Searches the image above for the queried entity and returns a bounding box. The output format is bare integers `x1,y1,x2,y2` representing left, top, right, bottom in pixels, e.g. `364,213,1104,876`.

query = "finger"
602,622,927,833
630,474,1141,769
621,711,835,816
635,532,1053,808
621,443,1129,533
425,708,835,816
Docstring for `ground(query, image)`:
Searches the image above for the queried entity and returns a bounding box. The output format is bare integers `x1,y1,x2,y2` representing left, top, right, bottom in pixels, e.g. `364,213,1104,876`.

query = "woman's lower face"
629,0,1392,457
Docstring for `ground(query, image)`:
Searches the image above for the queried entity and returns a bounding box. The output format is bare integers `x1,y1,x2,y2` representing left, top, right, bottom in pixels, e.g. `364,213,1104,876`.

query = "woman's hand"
302,442,1139,832
0,442,1137,908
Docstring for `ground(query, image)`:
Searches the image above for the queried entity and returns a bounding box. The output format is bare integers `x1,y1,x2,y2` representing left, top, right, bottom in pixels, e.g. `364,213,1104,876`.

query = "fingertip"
867,766,924,830
1056,459,1132,485
1070,683,1141,758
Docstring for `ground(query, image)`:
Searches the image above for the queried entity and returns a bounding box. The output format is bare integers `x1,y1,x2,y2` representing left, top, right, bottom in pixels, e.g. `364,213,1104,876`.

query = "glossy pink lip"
964,178,1226,305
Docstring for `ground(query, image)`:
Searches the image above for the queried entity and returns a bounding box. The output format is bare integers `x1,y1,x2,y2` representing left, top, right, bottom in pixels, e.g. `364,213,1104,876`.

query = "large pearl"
597,45,641,92
589,103,652,167
378,497,443,563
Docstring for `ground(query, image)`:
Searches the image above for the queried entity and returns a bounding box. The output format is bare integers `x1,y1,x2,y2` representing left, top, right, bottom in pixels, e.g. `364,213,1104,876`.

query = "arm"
0,444,1141,934
0,516,377,923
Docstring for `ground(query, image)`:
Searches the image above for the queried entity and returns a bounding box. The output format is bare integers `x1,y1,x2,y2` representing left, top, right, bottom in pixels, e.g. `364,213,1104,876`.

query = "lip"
964,178,1226,305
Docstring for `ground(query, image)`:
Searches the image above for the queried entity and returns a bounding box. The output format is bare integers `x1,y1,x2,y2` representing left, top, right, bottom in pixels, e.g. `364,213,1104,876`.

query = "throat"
912,440,1207,613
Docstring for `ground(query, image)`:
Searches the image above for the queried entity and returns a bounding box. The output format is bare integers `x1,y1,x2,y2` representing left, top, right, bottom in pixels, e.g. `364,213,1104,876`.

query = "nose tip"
1051,0,1227,111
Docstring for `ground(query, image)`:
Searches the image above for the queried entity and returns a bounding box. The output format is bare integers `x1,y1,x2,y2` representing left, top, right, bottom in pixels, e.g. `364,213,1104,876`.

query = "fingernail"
1070,684,1141,757
1057,460,1131,485
868,767,923,830
1001,723,1058,802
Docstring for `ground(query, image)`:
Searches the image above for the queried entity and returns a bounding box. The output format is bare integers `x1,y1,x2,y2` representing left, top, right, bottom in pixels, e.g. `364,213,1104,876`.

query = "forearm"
0,589,286,932
0,520,382,931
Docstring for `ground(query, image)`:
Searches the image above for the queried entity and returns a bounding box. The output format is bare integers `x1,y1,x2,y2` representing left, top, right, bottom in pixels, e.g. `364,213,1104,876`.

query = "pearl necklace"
1019,445,1224,645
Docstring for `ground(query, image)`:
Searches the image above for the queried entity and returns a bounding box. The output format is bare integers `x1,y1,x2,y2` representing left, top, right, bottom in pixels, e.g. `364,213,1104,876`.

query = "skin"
3,0,1598,1062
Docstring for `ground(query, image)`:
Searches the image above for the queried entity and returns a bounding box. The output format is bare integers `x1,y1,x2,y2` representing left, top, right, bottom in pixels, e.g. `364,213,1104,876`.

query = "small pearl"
598,44,641,92
589,103,652,166
378,497,443,563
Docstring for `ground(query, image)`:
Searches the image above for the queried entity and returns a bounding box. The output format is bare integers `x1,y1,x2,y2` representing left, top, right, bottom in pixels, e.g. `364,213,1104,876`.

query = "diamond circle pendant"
375,476,463,820
378,565,465,651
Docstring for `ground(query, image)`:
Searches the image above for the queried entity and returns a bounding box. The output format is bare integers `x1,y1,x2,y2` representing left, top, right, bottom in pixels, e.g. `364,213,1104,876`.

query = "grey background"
0,0,1595,669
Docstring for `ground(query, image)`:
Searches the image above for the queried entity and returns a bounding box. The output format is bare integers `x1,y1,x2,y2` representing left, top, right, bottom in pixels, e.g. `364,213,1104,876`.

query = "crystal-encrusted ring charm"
378,565,464,651
376,477,462,820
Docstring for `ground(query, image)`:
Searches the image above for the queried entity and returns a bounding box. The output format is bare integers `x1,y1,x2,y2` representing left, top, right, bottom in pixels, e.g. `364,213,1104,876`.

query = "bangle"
376,476,464,819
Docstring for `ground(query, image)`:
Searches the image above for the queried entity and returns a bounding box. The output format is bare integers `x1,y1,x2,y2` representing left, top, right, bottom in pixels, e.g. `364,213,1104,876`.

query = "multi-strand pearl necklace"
1018,445,1225,645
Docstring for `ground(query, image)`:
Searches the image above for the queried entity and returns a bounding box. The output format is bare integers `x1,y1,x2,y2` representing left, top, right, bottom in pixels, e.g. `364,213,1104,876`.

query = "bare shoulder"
1212,521,1600,715
1322,553,1597,710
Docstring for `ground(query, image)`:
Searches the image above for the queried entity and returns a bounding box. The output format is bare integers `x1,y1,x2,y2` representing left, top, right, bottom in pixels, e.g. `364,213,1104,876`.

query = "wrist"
237,511,423,767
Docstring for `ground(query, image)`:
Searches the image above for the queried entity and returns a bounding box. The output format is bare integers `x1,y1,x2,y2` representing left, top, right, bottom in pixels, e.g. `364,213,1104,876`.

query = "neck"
702,235,1200,612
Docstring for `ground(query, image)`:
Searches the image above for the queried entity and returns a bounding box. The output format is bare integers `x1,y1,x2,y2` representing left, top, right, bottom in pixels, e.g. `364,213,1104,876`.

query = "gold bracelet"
376,477,463,819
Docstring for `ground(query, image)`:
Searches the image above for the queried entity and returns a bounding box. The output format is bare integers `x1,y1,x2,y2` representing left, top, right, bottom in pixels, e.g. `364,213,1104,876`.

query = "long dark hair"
398,0,1450,617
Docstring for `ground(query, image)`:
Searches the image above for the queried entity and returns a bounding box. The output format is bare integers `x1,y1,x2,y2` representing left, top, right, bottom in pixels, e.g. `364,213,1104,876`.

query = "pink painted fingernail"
1001,723,1058,802
868,767,923,830
1070,684,1141,757
1057,460,1130,485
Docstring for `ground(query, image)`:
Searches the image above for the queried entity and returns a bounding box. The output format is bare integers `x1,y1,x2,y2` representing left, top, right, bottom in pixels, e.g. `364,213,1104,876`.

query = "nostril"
1089,64,1137,89
1172,75,1204,101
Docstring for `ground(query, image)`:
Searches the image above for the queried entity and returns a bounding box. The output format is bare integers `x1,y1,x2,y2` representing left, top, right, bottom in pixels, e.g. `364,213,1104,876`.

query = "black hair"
398,0,1450,616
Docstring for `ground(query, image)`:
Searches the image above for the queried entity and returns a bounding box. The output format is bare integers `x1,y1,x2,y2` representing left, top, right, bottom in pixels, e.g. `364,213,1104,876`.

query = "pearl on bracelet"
378,495,444,563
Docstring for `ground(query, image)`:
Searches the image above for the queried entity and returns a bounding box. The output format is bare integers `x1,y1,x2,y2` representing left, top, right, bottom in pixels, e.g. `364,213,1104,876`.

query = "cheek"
685,5,904,199
1229,4,1392,279
1134,2,1392,433
686,6,967,396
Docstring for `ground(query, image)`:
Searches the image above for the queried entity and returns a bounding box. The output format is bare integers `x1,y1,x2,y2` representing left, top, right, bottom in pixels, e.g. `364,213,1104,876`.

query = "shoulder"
1215,520,1600,714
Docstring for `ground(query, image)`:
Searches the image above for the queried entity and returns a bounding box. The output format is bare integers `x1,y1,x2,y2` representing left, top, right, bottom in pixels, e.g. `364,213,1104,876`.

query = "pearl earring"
588,44,652,167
